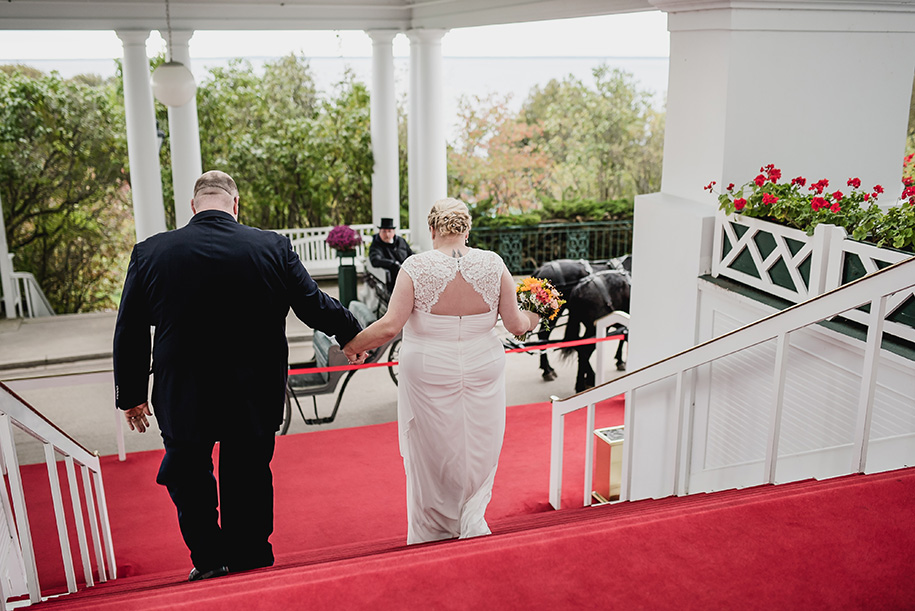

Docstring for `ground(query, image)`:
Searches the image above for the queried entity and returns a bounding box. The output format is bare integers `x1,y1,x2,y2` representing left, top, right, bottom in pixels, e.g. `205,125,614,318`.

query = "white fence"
549,257,915,509
712,212,915,342
274,225,413,278
0,382,115,608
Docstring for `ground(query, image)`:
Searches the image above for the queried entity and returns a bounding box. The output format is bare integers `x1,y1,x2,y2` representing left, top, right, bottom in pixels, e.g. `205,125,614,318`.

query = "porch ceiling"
0,0,655,31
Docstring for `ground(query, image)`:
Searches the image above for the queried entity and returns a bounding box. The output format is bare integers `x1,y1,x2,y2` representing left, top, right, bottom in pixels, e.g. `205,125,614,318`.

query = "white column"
116,31,167,242
163,30,203,228
367,31,401,230
625,0,915,501
407,29,448,253
0,193,15,318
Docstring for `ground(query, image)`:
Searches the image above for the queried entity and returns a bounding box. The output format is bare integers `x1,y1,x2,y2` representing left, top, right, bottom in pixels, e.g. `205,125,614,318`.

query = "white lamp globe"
151,61,197,107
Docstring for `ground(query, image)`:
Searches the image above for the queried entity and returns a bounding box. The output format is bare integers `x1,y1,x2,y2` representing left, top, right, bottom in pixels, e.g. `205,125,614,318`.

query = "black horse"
531,257,631,391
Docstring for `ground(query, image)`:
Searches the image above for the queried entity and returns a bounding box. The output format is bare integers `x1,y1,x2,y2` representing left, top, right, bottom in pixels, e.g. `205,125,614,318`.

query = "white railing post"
115,407,126,462
764,332,790,484
92,471,117,580
852,295,888,474
43,444,77,594
65,457,94,587
548,396,564,510
584,402,595,507
0,415,40,604
81,465,107,582
672,369,690,496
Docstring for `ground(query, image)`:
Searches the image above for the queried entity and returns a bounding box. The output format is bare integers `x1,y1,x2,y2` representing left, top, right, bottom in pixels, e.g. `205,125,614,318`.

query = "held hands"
343,343,369,366
124,402,152,433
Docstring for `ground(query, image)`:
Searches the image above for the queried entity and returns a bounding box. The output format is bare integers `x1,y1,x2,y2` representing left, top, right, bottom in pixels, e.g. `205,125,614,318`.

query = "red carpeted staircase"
18,398,915,609
29,468,915,610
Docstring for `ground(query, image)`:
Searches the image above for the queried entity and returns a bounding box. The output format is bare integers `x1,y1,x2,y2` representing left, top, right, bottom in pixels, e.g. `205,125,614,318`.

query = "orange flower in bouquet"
514,277,565,341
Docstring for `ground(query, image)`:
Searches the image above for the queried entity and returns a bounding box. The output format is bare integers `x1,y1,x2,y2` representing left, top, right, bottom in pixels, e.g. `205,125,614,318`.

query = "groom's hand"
124,402,152,433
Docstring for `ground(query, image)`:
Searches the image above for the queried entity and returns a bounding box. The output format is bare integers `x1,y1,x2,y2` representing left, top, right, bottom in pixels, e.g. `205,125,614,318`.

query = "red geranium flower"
809,179,829,195
811,197,828,211
754,174,766,187
762,193,778,205
733,198,747,211
791,176,807,187
704,181,716,192
847,177,861,189
830,202,841,213
831,190,844,202
726,183,735,191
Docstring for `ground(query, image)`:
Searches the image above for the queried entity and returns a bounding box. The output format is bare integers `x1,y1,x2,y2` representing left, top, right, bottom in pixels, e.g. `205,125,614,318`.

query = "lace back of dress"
405,250,502,313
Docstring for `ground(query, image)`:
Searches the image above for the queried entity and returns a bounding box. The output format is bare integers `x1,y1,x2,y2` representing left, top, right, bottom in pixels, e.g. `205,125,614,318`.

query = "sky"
0,12,670,61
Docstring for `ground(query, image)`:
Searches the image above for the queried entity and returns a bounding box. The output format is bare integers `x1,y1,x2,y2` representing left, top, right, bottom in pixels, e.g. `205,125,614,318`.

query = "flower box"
712,212,915,343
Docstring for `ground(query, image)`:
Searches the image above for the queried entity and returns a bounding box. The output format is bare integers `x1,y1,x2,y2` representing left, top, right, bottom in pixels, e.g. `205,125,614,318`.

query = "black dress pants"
156,433,276,573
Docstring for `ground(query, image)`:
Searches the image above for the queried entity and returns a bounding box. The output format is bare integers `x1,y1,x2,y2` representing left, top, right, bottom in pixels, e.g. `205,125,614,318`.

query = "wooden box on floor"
593,425,624,503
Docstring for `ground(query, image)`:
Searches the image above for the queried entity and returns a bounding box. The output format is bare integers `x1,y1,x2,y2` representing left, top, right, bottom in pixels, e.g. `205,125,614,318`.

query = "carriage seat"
287,300,378,391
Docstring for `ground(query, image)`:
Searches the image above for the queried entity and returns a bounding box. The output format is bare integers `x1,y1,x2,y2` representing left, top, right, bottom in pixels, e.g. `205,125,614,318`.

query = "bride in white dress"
343,198,539,544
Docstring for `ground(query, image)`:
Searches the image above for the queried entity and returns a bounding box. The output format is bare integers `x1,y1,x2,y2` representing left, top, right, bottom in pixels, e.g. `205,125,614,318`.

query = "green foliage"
712,165,915,253
521,65,664,201
196,56,373,229
541,198,633,222
447,64,663,222
0,67,133,313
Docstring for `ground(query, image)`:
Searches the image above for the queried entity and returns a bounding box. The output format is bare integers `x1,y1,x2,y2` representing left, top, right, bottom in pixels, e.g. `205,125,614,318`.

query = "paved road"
0,279,625,465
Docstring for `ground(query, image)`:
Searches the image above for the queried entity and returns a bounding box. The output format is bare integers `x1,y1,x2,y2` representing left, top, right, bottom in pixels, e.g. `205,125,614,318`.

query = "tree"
522,65,664,201
449,93,551,215
0,66,133,313
196,55,373,228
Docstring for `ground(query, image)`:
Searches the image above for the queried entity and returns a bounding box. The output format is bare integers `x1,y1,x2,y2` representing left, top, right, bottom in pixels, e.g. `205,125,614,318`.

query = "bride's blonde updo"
428,198,472,236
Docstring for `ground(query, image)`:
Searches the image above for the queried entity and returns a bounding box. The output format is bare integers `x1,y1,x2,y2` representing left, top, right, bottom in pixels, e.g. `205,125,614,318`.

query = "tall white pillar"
367,31,401,230
623,0,915,501
117,31,167,242
0,194,15,318
407,29,448,253
163,30,203,228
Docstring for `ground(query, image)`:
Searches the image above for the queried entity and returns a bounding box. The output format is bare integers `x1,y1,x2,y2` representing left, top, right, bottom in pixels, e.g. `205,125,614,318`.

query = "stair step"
33,467,915,609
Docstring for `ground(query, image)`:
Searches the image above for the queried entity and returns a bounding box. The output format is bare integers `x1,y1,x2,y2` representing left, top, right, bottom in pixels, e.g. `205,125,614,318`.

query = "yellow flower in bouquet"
514,277,565,341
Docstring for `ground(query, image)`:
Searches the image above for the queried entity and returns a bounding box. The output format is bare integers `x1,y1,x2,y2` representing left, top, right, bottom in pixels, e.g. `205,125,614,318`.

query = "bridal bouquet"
514,277,565,341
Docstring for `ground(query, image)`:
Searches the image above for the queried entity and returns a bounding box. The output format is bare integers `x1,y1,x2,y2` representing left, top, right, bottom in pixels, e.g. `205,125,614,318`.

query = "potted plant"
325,225,363,257
325,225,363,307
705,164,915,340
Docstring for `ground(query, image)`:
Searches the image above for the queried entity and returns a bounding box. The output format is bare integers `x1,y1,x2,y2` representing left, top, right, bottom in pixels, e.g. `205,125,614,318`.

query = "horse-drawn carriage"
279,297,401,435
278,255,631,434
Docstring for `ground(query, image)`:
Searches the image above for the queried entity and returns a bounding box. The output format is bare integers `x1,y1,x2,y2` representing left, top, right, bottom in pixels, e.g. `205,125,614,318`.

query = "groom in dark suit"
113,170,366,581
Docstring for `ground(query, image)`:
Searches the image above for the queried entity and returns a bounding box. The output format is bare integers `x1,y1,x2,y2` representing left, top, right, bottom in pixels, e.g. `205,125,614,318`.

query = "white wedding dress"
398,248,507,544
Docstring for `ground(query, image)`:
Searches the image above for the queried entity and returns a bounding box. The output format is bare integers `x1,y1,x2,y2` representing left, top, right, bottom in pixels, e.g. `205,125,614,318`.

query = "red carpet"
22,398,624,592
19,397,915,609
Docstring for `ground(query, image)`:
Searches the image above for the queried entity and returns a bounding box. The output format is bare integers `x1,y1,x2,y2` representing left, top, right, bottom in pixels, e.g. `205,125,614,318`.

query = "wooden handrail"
550,254,915,509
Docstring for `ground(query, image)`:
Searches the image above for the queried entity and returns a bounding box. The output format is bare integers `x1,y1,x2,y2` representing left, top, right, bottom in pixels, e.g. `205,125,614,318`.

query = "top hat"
378,218,397,230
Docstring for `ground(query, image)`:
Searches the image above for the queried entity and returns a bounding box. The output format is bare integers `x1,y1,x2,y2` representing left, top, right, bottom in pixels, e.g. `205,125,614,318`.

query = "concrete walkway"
0,280,622,464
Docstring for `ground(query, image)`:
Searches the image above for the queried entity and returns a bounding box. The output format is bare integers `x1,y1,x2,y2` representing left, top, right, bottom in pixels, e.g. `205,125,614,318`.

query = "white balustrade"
550,257,915,510
0,382,115,607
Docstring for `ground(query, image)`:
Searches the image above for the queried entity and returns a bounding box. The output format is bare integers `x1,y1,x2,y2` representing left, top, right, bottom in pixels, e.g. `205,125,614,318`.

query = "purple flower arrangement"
325,225,363,252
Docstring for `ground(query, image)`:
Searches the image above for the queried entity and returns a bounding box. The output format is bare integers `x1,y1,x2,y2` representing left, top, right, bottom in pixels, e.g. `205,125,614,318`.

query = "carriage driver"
369,217,414,293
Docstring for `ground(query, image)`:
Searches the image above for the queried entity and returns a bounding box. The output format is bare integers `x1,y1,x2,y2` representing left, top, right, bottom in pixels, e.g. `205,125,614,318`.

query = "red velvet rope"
288,333,625,375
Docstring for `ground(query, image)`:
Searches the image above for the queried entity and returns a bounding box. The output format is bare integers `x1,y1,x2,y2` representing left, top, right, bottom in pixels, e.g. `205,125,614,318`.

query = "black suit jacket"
113,210,362,441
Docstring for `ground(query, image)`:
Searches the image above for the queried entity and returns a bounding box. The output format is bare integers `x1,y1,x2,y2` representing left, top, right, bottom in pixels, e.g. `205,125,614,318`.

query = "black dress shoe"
188,565,229,582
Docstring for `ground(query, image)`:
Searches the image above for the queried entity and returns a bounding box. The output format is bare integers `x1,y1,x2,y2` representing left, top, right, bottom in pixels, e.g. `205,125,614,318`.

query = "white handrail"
0,381,115,607
549,256,915,509
8,272,55,319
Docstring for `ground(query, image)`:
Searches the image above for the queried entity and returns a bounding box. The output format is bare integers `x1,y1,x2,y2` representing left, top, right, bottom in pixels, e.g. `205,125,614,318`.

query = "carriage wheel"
277,387,292,436
387,338,401,386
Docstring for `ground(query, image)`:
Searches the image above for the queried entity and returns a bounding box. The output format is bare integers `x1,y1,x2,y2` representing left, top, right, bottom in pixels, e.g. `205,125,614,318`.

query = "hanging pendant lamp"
151,0,197,107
